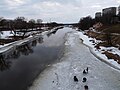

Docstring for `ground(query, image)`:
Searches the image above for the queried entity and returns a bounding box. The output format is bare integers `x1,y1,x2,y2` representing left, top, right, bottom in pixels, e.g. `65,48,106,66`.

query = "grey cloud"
0,0,120,23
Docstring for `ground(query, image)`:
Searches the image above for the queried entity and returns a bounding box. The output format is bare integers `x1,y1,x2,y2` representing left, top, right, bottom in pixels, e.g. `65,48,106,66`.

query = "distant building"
117,5,120,22
111,15,119,24
95,12,102,18
95,12,102,22
118,5,120,16
102,7,116,16
102,7,117,24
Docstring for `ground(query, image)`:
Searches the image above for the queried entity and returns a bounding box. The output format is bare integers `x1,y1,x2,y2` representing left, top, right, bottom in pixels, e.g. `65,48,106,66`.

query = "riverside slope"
29,31,120,90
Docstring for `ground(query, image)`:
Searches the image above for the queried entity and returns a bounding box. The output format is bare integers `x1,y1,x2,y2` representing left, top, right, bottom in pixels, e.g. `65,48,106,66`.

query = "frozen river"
29,32,120,90
0,27,73,90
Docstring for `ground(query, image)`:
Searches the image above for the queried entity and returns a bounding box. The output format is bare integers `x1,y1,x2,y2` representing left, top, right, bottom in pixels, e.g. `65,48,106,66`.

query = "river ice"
29,31,120,90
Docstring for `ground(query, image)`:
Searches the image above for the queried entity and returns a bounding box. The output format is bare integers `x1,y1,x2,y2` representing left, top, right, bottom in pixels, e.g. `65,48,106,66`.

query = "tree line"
0,16,63,38
77,12,120,46
77,8,120,30
0,17,43,31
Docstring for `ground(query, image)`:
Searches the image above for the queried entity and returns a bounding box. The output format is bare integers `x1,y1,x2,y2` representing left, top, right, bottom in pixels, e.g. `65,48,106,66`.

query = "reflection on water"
46,26,63,37
0,37,43,71
0,54,11,71
0,27,73,90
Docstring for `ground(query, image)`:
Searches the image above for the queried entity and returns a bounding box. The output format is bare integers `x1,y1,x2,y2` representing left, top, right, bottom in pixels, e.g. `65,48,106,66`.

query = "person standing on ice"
86,67,88,73
73,76,78,82
82,77,87,82
83,67,89,74
84,85,88,90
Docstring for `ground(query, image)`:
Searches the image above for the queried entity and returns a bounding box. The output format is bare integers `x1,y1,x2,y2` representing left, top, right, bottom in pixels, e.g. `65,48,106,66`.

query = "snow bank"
0,31,12,39
75,31,120,70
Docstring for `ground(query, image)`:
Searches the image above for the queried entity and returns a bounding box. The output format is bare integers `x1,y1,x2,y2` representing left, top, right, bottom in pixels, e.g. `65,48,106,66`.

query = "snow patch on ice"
65,32,76,46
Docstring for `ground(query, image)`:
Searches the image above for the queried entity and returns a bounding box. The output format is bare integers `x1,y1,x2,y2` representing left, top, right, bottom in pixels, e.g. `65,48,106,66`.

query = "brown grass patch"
102,51,120,64
0,39,16,45
103,24,120,34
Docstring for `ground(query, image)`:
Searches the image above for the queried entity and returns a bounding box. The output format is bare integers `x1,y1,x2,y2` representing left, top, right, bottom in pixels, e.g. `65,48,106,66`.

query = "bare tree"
13,17,28,38
37,19,43,24
78,16,95,30
28,19,36,30
105,32,112,46
36,19,43,29
0,17,4,38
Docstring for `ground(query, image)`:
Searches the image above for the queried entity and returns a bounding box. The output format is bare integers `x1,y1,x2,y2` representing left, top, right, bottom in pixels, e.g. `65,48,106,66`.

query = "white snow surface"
75,31,120,69
29,31,120,90
0,31,11,38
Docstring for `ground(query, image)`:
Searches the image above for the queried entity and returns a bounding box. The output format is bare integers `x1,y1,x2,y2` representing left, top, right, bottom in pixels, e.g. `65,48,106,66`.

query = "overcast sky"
0,0,120,23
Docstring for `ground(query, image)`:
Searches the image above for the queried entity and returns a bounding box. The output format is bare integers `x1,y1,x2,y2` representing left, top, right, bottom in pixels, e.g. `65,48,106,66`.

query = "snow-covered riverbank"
0,27,62,53
29,31,120,90
76,31,120,70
